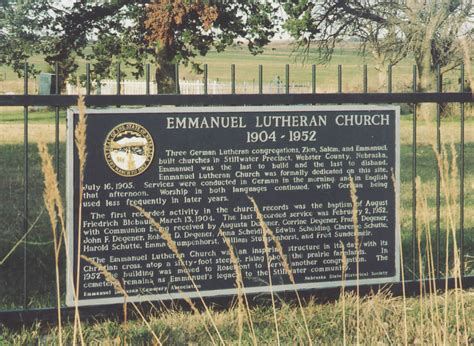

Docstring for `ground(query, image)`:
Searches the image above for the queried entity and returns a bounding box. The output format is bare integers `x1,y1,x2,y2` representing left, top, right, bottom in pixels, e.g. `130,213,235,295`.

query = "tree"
0,0,280,93
0,0,49,77
283,0,473,95
1,0,470,101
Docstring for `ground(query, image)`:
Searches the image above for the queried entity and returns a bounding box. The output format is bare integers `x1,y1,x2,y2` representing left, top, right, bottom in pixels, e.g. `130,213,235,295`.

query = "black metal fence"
0,62,472,326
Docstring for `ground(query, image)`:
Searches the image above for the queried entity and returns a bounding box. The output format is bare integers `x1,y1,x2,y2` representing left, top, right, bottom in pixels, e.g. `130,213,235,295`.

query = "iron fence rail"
0,62,472,326
0,92,470,107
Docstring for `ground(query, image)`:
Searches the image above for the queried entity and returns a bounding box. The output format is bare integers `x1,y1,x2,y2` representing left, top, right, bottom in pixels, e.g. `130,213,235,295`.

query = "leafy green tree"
0,0,48,76
1,0,470,100
0,0,280,92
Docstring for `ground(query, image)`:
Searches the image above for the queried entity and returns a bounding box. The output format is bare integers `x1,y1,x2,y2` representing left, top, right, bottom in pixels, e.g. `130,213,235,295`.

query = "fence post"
363,65,368,94
55,62,60,175
146,64,150,96
363,65,368,106
387,64,392,93
23,62,29,309
204,64,208,95
231,64,236,94
435,65,441,279
460,64,465,277
412,65,417,279
86,63,91,96
116,62,121,96
175,64,180,94
338,65,342,93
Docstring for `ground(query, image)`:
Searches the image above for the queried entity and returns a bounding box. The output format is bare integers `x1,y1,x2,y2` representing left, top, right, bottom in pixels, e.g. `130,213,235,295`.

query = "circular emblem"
104,122,154,177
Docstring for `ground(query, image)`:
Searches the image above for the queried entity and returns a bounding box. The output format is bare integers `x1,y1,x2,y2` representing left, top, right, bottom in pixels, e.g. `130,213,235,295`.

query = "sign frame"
66,105,400,307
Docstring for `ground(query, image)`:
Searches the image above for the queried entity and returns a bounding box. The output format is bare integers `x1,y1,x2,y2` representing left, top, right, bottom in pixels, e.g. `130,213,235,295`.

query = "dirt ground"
0,124,66,144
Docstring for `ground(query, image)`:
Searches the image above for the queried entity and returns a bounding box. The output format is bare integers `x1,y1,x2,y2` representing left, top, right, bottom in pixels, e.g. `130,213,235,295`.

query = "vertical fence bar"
258,65,263,94
116,62,121,95
54,63,60,175
285,64,290,94
436,65,441,279
145,64,150,107
86,63,91,96
155,65,159,95
231,64,235,94
53,64,60,314
23,62,29,309
387,65,393,93
146,64,150,95
460,65,465,277
363,65,368,93
116,63,121,107
203,64,208,95
412,65,417,279
312,65,316,94
338,65,342,93
175,63,180,94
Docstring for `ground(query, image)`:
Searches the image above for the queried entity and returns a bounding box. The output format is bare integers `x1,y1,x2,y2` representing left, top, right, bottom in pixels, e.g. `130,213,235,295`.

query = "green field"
1,43,472,95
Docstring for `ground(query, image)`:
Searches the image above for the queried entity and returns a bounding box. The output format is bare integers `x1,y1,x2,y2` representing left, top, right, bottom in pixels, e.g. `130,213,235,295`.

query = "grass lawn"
0,113,473,309
1,43,471,94
0,107,63,124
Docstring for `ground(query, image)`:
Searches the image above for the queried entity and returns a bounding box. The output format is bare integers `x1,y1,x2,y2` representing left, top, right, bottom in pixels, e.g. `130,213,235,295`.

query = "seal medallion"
104,122,154,177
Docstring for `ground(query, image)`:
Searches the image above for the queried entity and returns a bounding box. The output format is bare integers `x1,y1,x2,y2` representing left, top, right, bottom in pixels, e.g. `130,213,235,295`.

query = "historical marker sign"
66,106,400,306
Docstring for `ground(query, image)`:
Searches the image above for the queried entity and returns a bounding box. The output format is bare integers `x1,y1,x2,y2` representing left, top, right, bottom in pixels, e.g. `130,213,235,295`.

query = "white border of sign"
66,105,400,307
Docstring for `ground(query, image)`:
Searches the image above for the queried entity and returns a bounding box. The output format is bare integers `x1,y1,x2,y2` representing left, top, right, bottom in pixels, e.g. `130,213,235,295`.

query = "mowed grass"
1,43,471,94
0,107,63,124
0,115,473,308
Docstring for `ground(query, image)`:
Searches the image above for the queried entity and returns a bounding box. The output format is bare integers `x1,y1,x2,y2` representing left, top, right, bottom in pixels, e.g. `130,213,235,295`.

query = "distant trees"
283,0,473,93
